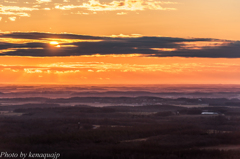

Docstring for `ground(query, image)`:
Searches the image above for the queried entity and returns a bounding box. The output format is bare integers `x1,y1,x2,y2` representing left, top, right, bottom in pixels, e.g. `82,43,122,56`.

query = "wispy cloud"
0,0,177,20
0,5,39,17
55,0,177,11
8,16,16,21
117,12,127,15
0,32,239,58
2,60,240,76
36,0,52,3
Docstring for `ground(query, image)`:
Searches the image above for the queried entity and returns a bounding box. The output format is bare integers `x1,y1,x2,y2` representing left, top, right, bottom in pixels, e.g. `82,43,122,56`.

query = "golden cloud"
0,0,177,21
117,12,127,15
36,0,52,3
55,0,177,11
0,5,39,18
8,16,16,21
0,37,102,44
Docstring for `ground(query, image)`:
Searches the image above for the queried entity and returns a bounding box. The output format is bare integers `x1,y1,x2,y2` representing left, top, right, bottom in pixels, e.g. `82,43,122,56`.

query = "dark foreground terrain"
1,97,240,158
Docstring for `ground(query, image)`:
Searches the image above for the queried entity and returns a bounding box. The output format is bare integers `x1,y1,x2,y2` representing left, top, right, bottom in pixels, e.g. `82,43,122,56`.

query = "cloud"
8,16,16,21
2,61,240,76
0,0,177,20
55,0,177,11
117,12,127,15
36,0,52,3
0,32,104,40
0,5,39,18
0,32,239,58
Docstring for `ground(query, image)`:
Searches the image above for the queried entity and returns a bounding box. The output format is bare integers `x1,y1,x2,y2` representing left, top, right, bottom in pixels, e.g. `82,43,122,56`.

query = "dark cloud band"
0,32,239,58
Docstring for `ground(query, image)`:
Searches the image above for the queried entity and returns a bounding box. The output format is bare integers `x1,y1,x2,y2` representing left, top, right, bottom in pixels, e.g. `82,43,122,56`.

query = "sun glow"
50,41,59,45
50,41,61,48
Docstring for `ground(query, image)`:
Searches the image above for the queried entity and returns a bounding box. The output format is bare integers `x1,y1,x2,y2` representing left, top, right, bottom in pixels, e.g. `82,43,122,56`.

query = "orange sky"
0,0,240,84
1,0,240,40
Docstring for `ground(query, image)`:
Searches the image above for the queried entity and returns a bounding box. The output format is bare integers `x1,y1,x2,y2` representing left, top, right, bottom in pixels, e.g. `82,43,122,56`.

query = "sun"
49,41,61,48
50,41,59,45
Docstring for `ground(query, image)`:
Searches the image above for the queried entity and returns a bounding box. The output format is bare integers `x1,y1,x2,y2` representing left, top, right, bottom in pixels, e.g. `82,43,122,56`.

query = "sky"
0,0,240,84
